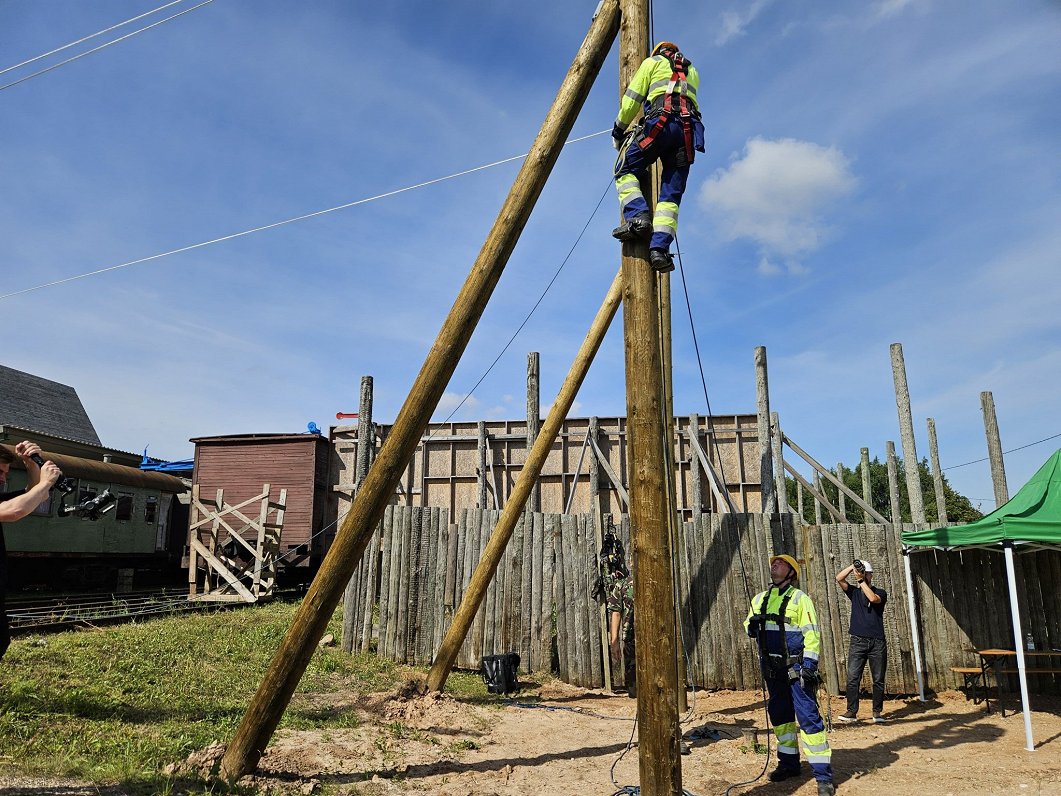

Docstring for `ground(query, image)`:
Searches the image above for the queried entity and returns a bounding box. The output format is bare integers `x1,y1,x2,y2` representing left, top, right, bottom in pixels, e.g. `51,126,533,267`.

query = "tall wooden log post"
890,343,926,524
886,441,902,526
426,270,624,692
860,447,872,521
836,462,847,520
526,352,541,512
771,411,789,514
981,391,1009,507
926,418,948,524
341,375,375,653
218,3,621,780
755,347,776,513
619,1,682,791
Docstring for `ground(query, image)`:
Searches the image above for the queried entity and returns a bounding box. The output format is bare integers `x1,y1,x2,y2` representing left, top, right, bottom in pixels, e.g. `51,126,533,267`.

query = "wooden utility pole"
219,3,621,779
526,352,541,512
619,0,682,791
860,447,872,519
926,418,948,524
981,391,1009,507
426,269,624,692
755,347,776,513
341,375,375,653
890,343,926,524
771,411,789,514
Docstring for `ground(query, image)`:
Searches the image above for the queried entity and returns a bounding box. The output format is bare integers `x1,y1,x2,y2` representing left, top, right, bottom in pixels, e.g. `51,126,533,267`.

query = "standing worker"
835,559,888,723
605,562,635,697
0,442,62,659
611,41,705,273
746,554,834,796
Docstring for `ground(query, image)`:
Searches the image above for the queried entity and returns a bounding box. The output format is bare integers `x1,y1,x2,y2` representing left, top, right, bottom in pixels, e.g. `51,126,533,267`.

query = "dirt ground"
245,679,1061,796
3,680,1059,795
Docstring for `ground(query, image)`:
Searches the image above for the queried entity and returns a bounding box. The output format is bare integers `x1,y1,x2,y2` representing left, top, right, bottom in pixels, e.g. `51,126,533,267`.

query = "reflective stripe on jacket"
615,54,700,132
745,585,822,668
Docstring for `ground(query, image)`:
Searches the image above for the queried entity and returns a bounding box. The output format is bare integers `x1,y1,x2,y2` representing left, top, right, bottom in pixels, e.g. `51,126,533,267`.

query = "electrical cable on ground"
0,129,610,302
0,0,216,93
0,0,190,77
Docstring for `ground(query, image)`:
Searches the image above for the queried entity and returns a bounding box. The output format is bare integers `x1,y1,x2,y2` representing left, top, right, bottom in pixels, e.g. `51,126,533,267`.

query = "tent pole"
901,548,926,702
1003,543,1035,751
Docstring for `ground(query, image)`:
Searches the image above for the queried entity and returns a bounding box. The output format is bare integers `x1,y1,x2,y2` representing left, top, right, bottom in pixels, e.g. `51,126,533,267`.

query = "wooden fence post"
890,343,926,524
981,391,1009,507
927,418,948,524
527,352,541,512
886,441,902,527
755,346,776,514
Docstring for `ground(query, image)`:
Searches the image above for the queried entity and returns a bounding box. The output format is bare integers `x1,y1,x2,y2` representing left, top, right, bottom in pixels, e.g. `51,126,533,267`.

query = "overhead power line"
943,431,1061,471
0,129,610,302
0,0,215,93
0,0,188,77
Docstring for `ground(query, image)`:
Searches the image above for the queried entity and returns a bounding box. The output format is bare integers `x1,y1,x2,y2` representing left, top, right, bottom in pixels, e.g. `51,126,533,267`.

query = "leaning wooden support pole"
426,268,624,692
219,3,621,780
620,0,682,791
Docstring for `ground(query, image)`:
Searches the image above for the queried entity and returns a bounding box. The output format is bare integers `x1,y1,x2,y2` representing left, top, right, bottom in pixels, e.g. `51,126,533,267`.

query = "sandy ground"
248,680,1061,796
3,681,1059,795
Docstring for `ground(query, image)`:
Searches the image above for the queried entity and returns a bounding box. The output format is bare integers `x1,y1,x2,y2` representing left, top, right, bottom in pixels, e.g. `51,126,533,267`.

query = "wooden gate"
187,483,287,602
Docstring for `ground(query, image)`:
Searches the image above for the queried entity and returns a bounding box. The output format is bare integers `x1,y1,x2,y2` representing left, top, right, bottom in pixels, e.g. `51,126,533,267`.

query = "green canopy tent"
901,449,1061,752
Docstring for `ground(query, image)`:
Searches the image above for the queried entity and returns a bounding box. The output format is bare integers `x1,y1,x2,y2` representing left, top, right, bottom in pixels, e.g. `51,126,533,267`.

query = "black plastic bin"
480,652,521,694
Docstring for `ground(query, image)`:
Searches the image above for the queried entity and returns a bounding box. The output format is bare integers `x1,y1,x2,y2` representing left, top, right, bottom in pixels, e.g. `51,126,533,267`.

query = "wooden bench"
998,667,1061,675
951,666,988,707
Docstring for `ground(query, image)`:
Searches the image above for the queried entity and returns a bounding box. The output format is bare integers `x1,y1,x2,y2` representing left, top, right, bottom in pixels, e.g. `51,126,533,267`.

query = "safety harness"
750,585,798,682
638,49,700,165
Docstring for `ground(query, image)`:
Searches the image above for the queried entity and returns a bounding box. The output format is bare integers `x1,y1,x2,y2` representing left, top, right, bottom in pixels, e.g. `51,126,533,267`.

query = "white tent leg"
1004,544,1035,751
902,549,926,702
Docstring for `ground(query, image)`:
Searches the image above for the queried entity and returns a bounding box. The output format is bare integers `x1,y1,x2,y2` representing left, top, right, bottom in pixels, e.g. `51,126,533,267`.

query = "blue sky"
2,0,1058,512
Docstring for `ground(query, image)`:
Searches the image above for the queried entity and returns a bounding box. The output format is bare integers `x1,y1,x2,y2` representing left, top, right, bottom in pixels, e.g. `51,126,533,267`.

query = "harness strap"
638,50,697,163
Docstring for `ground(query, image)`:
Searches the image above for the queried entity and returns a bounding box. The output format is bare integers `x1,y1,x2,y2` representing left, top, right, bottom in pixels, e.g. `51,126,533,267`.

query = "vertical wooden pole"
886,441,902,527
981,391,1009,507
770,412,789,514
813,473,824,526
526,352,541,512
796,481,805,525
619,1,681,791
342,375,375,653
477,421,488,508
926,418,948,524
688,414,703,517
836,462,847,521
890,343,926,524
219,3,621,778
426,270,624,691
755,347,776,514
589,417,601,518
860,447,872,522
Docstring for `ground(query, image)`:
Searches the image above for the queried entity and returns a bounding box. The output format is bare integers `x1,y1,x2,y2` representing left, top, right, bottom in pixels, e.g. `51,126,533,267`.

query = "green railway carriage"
2,444,187,589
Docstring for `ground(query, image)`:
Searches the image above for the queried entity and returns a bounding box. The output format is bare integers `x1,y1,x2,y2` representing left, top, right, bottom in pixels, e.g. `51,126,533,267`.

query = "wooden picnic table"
973,648,1061,716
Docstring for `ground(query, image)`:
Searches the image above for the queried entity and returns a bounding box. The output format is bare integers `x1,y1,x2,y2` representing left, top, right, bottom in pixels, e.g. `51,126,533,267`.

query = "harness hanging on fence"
638,50,698,164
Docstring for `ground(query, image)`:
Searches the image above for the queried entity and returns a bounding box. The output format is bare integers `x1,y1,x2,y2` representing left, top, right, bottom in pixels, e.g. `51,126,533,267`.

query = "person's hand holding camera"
853,559,866,583
15,441,62,488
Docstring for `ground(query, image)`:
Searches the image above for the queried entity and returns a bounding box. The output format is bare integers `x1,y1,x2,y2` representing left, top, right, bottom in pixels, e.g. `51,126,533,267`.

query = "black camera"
28,452,76,494
58,489,118,521
853,559,865,574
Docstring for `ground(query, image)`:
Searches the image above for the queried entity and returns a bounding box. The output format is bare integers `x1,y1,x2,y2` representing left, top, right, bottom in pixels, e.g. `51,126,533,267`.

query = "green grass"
0,599,421,794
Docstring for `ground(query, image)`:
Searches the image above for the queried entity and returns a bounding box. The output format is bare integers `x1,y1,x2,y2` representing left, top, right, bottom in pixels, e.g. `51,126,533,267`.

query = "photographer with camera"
835,559,888,723
745,555,834,795
0,442,63,658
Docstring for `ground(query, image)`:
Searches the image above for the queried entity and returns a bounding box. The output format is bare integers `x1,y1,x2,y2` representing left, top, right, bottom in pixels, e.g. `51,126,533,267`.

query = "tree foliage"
783,453,982,526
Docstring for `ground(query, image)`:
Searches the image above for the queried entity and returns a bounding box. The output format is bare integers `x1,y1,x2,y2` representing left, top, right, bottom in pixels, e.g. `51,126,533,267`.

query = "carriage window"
115,492,134,522
145,496,158,524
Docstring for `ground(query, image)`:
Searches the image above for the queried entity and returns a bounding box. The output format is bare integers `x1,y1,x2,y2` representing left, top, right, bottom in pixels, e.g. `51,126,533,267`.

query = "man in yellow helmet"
611,41,705,273
745,554,834,795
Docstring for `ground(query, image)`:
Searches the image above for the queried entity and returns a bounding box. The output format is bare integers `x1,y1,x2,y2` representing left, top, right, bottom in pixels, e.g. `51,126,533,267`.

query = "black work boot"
767,765,802,783
649,249,675,273
817,782,836,796
611,211,652,242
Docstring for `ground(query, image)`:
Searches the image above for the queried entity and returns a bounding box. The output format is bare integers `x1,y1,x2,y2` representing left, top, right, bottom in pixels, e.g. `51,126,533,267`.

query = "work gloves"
612,123,626,151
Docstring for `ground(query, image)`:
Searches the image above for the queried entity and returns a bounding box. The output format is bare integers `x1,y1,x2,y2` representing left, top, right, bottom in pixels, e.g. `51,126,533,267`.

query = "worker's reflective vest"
744,584,822,672
614,52,701,161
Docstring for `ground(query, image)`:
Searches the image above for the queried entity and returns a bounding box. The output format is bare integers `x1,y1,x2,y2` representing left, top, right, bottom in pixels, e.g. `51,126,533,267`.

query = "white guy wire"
0,129,610,301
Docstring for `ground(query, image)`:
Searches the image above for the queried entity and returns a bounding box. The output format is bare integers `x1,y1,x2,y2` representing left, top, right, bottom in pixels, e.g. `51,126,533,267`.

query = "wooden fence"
343,507,1060,695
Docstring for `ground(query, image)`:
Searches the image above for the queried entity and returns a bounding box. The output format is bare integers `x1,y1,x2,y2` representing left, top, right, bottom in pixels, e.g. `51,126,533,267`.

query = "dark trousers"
846,635,887,714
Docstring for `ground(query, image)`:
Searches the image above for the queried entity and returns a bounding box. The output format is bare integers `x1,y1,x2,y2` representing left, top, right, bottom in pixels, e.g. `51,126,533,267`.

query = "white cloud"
715,0,774,46
699,137,856,272
874,0,920,20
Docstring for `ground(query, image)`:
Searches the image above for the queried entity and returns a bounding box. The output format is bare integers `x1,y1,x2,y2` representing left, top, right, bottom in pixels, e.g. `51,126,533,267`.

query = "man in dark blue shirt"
835,559,888,722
